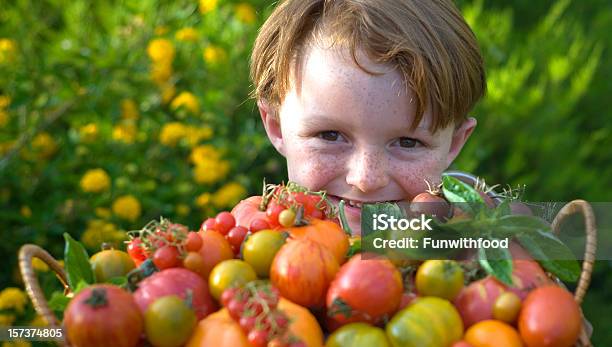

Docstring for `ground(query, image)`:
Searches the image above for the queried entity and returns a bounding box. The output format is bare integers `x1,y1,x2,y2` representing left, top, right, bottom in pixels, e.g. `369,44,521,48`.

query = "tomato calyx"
260,181,338,222
84,287,109,309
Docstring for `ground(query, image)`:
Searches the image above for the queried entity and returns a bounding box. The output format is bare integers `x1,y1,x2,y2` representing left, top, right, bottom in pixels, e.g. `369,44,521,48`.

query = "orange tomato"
288,218,349,264
493,292,522,324
518,286,581,347
197,230,234,280
464,320,524,347
185,298,323,347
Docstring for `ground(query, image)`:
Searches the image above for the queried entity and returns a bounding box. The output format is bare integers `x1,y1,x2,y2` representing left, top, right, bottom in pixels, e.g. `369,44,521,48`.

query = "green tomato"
90,249,135,283
326,323,390,347
415,260,464,300
145,295,197,347
242,230,287,277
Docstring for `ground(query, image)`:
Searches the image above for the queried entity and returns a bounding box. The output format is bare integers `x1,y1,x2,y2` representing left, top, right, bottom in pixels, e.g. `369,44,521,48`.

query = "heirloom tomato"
287,218,349,264
90,249,135,283
415,260,464,300
197,230,234,279
242,230,287,277
145,295,197,347
325,323,390,347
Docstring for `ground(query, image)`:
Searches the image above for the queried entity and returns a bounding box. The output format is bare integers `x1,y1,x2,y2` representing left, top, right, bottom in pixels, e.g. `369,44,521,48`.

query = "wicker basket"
18,200,597,347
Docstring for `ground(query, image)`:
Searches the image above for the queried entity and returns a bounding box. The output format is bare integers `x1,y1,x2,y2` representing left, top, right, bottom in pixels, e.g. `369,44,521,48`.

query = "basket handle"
550,199,597,305
18,244,71,347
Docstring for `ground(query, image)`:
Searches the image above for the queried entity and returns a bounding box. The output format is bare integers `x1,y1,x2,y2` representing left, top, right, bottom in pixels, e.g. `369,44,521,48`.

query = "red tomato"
153,246,180,270
454,276,507,328
326,255,403,328
232,196,267,229
127,237,147,266
133,268,217,320
266,201,286,227
250,218,270,233
201,218,217,232
227,226,248,254
518,286,581,347
215,211,236,235
185,232,203,252
64,285,143,347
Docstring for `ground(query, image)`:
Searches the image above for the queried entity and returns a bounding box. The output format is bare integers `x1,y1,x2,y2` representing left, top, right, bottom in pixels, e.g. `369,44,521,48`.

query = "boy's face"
259,45,476,235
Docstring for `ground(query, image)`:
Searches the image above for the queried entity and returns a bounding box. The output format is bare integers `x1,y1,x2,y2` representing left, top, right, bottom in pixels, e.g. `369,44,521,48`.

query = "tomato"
201,218,217,232
452,342,476,347
266,201,286,227
271,239,339,308
197,230,234,279
397,292,418,311
153,246,181,270
386,297,463,347
145,295,197,347
227,226,249,253
250,218,271,232
518,285,581,347
287,218,349,264
326,323,390,347
186,298,323,347
278,209,296,227
90,249,135,283
415,260,464,300
247,329,269,347
410,192,450,220
493,292,522,324
183,252,207,278
464,320,523,347
326,255,403,328
215,211,236,235
208,259,257,301
454,276,507,327
232,196,267,229
64,284,143,347
127,237,147,266
508,260,551,300
242,230,287,277
185,232,203,252
134,268,217,320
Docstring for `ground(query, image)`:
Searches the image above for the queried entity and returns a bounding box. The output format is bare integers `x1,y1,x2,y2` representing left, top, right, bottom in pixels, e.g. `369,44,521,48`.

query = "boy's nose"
345,150,389,193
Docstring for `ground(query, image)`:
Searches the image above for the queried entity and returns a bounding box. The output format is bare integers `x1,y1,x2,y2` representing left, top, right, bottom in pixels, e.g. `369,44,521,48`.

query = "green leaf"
441,175,486,216
63,233,94,290
346,238,361,257
48,291,70,312
478,244,513,285
515,230,581,282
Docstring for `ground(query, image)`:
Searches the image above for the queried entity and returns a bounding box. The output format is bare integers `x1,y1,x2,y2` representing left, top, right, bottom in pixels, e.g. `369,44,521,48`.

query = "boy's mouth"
328,195,402,211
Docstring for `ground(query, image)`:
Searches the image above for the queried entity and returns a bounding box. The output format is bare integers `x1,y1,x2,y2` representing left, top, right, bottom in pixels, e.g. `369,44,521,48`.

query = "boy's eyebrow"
302,112,433,134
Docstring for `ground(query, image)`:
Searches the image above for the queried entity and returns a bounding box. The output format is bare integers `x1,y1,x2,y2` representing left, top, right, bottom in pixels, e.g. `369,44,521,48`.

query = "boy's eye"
317,131,341,141
394,137,420,148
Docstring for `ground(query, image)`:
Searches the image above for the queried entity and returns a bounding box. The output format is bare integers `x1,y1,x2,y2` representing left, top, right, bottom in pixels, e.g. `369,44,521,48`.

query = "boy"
250,0,486,235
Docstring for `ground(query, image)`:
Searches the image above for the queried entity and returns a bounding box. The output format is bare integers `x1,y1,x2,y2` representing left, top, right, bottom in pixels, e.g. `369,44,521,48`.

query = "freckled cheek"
391,155,447,197
285,147,345,191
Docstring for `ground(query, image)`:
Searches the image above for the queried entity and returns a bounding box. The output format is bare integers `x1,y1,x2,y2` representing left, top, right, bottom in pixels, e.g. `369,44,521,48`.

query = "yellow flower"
150,62,173,85
0,314,16,326
171,92,200,114
190,144,221,165
0,38,17,64
0,287,28,313
20,206,32,218
81,220,125,249
154,26,170,36
95,207,112,218
0,141,14,155
0,95,10,108
185,126,213,147
199,0,218,14
176,204,191,216
112,195,141,222
175,27,199,42
121,99,139,120
147,39,175,63
79,123,99,143
159,122,187,147
193,158,230,184
30,315,48,327
203,45,227,65
212,182,247,208
80,169,111,193
31,132,58,159
234,3,257,24
160,84,176,104
0,110,8,127
31,258,49,272
195,192,211,208
112,122,137,144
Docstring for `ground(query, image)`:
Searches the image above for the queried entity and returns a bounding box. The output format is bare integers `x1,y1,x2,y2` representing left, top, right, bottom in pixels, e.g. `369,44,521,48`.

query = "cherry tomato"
266,202,286,227
201,218,217,232
220,287,240,307
278,209,296,227
153,246,180,270
309,209,324,220
127,238,147,265
183,252,206,278
247,329,269,347
185,232,203,252
493,292,522,324
239,315,256,332
215,211,236,235
227,226,248,253
250,218,270,233
227,298,246,320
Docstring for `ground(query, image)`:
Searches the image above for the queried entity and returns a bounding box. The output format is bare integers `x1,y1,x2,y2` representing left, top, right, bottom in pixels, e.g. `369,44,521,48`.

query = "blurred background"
0,0,610,345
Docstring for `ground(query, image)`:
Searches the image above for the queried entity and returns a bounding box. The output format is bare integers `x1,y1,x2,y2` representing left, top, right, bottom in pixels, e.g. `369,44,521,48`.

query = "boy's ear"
446,117,477,167
257,99,286,157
